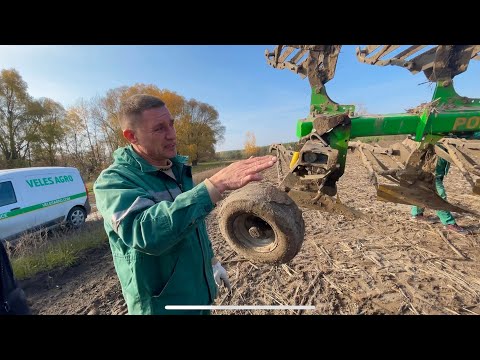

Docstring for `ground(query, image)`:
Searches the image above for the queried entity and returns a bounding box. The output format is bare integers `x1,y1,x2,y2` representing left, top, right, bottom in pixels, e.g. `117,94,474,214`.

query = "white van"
0,167,91,242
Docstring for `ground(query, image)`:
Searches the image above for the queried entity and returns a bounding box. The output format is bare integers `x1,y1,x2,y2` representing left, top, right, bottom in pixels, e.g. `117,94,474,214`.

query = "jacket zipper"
157,165,213,300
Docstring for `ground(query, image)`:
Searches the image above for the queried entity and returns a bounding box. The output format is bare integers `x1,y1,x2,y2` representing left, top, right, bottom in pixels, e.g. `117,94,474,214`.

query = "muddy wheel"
218,183,305,265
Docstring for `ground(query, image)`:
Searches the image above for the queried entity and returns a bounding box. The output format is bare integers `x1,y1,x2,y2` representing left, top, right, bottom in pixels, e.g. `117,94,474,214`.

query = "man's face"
127,106,177,163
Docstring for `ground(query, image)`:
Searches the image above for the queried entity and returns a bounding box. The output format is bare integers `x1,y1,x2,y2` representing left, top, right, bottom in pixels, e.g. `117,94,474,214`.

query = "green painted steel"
296,81,480,140
293,80,480,180
296,120,313,138
350,114,419,137
327,126,350,178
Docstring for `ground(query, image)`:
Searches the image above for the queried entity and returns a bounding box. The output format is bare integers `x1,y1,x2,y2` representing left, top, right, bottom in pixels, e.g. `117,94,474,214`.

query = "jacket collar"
114,145,188,173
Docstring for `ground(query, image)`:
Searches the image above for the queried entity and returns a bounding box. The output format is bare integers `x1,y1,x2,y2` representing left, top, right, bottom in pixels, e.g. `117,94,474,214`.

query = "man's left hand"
212,258,231,292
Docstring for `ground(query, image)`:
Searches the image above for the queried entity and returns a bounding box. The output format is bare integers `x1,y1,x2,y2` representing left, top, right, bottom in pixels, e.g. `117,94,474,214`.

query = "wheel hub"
248,226,262,238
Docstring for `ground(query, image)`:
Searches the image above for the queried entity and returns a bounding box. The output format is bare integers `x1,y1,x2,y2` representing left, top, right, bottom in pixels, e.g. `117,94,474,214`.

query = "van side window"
0,181,17,207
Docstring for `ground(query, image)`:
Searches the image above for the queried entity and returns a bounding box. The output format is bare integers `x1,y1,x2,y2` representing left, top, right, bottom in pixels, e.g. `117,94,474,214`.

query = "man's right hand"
208,155,277,194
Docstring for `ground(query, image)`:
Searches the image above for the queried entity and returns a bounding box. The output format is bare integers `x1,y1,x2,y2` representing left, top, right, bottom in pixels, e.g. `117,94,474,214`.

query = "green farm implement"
219,45,480,264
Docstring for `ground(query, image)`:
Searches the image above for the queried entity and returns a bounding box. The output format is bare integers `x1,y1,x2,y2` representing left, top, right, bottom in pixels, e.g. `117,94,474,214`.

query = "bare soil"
20,154,480,315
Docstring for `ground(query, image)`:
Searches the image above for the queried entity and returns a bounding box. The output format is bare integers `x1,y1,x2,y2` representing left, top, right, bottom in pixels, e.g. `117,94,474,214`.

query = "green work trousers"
411,157,456,225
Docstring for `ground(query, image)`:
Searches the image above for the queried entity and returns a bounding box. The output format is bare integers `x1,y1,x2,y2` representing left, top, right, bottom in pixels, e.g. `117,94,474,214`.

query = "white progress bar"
165,305,315,310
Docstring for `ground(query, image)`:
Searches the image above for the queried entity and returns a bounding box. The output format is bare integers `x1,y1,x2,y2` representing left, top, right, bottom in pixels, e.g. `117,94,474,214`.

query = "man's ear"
123,128,137,144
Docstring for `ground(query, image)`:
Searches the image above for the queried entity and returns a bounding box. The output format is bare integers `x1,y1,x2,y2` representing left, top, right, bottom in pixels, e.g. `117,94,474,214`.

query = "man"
411,131,480,234
1,241,31,315
411,156,468,234
94,94,276,315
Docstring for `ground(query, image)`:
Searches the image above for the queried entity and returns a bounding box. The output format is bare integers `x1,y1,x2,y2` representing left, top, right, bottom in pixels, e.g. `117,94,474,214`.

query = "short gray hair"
119,94,166,129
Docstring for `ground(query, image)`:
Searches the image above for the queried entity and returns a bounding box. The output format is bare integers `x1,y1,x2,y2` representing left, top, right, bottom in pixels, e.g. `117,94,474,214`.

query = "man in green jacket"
411,131,480,234
411,156,468,233
94,94,277,315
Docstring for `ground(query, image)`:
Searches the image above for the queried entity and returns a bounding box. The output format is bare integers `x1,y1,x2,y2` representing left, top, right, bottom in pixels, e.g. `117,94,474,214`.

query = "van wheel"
67,206,86,228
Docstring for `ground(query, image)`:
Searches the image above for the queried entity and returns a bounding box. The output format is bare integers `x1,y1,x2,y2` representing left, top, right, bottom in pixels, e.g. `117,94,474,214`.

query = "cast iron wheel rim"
231,212,277,252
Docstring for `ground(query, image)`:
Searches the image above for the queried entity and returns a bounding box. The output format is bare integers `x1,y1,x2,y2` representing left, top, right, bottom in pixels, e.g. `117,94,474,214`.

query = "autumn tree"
0,68,226,177
91,89,127,155
27,98,67,166
0,69,35,167
175,117,216,165
61,100,108,180
62,108,85,166
244,131,260,157
176,99,224,165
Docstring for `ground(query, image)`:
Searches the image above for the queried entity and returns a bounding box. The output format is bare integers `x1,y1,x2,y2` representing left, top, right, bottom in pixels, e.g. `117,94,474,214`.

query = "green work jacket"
94,145,217,314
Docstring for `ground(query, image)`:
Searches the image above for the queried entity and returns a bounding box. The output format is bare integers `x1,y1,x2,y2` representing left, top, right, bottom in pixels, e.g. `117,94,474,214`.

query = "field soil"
20,152,480,315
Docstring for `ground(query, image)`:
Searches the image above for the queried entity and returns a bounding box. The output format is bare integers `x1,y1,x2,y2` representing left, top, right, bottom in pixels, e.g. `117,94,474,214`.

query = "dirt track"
20,154,480,315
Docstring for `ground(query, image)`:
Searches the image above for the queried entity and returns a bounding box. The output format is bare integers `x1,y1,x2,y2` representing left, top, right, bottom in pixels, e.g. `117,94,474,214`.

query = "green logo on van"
0,191,86,221
26,175,74,188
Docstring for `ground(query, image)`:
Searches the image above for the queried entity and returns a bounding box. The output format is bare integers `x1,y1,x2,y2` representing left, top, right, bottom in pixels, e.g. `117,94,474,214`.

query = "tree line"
0,68,225,180
217,138,297,161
